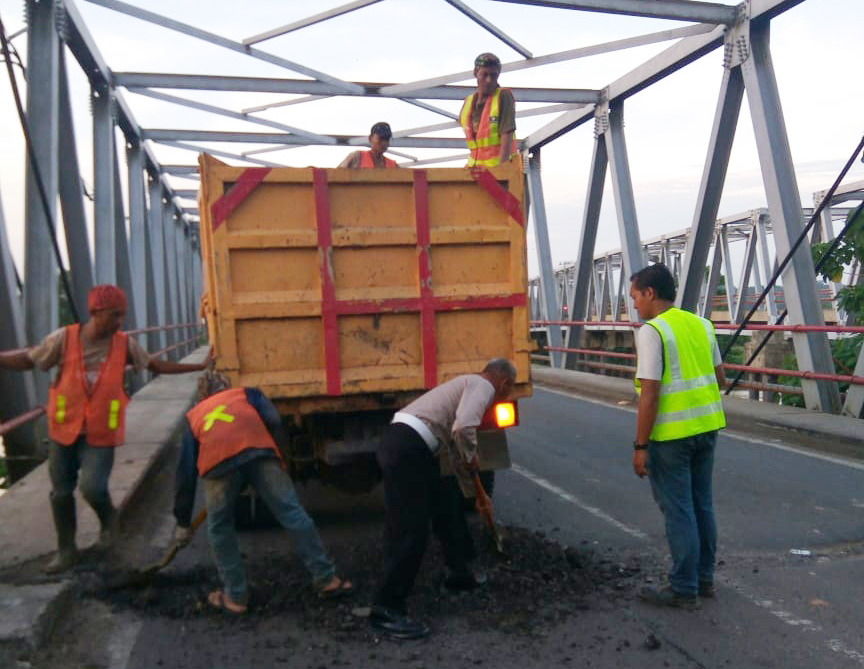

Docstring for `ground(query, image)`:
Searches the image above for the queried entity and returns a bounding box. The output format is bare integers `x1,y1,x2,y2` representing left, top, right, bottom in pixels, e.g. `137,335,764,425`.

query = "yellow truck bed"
198,154,532,418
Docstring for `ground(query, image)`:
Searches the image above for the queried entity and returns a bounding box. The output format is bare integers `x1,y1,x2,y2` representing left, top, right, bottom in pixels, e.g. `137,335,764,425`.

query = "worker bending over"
173,372,353,614
370,358,516,640
630,264,726,610
460,53,517,167
339,121,399,169
0,285,208,573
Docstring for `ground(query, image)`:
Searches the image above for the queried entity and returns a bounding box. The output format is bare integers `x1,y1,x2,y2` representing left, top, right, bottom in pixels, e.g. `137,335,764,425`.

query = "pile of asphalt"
92,524,643,638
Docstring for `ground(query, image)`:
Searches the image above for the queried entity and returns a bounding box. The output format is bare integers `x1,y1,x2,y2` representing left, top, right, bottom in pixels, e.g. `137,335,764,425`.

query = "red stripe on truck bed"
210,167,272,230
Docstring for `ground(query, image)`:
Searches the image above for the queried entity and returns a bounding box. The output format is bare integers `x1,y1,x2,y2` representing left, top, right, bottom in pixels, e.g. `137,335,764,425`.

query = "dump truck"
197,154,532,495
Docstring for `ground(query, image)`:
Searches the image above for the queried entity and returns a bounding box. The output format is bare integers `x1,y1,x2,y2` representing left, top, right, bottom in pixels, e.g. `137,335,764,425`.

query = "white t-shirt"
635,323,722,381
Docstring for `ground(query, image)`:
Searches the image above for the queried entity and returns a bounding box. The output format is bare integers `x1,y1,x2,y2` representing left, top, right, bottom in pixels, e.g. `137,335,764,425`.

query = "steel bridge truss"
0,0,854,453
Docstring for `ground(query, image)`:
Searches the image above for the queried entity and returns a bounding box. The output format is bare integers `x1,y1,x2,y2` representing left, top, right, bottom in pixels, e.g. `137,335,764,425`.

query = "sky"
0,0,862,284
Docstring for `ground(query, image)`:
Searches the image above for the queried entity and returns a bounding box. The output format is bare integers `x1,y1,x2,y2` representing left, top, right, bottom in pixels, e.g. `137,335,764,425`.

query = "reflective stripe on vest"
635,308,725,441
186,387,281,476
459,88,518,168
358,151,397,168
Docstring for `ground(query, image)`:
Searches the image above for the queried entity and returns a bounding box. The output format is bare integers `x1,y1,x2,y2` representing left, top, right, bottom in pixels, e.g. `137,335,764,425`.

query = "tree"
811,206,864,324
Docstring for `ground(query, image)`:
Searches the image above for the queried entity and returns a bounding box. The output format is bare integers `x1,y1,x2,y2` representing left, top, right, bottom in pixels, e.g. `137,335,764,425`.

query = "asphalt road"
30,386,864,669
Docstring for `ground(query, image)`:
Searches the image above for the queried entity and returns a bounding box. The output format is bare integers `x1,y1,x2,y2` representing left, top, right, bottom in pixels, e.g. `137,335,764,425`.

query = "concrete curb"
532,365,864,459
0,347,207,657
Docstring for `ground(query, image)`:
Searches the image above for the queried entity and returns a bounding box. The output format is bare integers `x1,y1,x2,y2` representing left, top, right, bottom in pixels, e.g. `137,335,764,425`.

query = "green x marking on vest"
203,404,235,431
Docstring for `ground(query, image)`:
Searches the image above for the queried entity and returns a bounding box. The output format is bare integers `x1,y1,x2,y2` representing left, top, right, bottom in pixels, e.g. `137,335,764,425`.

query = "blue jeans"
647,430,718,596
202,457,335,605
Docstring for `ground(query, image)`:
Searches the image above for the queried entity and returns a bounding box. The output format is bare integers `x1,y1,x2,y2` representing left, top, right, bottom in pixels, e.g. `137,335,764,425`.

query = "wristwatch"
633,441,648,451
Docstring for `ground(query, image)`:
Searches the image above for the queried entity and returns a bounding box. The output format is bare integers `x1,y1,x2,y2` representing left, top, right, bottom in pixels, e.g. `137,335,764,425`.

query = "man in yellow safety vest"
630,263,726,610
459,52,517,167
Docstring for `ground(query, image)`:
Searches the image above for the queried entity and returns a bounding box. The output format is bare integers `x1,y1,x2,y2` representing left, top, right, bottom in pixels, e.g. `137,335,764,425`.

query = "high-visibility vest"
459,88,518,167
186,387,280,476
635,307,726,441
359,151,397,169
48,325,129,447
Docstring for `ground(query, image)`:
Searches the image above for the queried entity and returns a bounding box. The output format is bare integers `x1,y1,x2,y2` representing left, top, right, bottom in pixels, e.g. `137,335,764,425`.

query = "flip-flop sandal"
207,590,248,615
317,577,354,600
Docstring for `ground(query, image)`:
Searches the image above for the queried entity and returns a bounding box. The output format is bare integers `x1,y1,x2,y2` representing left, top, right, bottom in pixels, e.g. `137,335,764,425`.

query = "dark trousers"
374,423,475,613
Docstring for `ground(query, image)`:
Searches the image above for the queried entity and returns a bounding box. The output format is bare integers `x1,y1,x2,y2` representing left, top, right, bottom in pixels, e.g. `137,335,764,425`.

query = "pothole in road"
89,525,644,638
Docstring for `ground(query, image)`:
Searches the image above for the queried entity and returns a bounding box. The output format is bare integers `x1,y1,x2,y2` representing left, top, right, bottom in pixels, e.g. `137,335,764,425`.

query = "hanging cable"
722,135,864,394
0,12,80,323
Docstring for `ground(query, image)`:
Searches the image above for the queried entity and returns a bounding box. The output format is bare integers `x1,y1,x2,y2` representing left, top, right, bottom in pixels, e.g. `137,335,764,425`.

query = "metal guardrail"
534,319,864,397
0,324,204,438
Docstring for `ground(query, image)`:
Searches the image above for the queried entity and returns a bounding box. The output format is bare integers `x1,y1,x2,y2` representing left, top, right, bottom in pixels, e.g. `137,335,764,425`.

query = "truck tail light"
495,402,517,428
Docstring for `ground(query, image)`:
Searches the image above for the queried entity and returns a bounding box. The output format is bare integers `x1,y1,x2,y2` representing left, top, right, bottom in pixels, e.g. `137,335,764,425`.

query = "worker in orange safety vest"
0,285,209,573
339,121,400,169
460,52,518,167
173,373,353,614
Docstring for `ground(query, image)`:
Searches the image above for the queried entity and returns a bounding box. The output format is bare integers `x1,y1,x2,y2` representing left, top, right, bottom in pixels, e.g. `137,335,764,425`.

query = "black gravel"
92,523,643,638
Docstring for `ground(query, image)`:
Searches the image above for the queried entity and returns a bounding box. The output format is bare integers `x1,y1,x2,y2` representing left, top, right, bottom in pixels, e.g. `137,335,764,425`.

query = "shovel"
107,508,207,589
471,471,505,554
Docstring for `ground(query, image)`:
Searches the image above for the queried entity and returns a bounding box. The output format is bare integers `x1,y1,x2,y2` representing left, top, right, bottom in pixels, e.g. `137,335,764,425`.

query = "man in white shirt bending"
370,359,516,640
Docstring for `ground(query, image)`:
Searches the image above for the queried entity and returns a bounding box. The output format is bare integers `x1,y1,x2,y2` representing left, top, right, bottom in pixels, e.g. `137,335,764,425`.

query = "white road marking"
107,618,143,669
510,463,649,541
536,384,864,472
826,640,864,666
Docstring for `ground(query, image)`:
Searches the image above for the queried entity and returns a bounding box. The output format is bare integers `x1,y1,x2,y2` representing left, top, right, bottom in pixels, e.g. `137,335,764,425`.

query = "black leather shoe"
640,585,701,611
698,581,715,598
369,606,430,640
443,568,488,592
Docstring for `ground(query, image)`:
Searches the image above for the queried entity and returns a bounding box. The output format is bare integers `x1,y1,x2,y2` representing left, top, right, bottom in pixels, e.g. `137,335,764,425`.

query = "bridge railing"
532,320,864,415
0,322,204,440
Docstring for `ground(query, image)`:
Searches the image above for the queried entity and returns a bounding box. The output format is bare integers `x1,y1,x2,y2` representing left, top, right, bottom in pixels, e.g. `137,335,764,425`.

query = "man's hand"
173,525,193,546
633,450,648,478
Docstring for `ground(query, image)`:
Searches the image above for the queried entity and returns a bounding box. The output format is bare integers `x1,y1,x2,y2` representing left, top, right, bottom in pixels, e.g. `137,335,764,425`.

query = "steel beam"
57,51,94,315
677,66,744,311
755,214,779,319
719,228,737,318
127,140,148,331
115,73,600,104
23,0,60,379
740,21,840,412
92,82,116,284
734,225,759,324
146,177,167,352
82,0,365,94
162,201,180,358
701,236,722,319
490,0,737,23
602,102,644,320
0,186,38,481
444,0,533,58
112,152,137,332
527,152,564,366
844,345,864,419
243,0,384,46
128,89,336,144
381,24,713,97
563,136,607,369
143,129,470,149
151,140,283,167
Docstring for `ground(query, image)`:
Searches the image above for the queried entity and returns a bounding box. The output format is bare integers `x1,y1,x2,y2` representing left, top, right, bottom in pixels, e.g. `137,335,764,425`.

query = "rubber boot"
45,495,79,574
92,500,117,549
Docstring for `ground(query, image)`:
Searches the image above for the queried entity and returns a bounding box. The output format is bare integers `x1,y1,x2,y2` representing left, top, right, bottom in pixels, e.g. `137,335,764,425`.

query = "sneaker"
639,585,701,611
698,581,715,598
443,568,488,592
44,549,79,575
369,605,430,640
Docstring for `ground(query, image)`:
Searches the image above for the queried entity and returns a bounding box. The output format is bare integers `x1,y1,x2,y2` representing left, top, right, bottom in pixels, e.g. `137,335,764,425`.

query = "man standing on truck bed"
173,372,353,614
0,284,209,573
338,121,399,169
370,358,517,640
629,264,726,611
460,52,517,167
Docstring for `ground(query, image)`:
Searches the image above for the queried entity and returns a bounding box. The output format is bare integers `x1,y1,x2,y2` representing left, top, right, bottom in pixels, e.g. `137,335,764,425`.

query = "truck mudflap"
438,429,511,476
